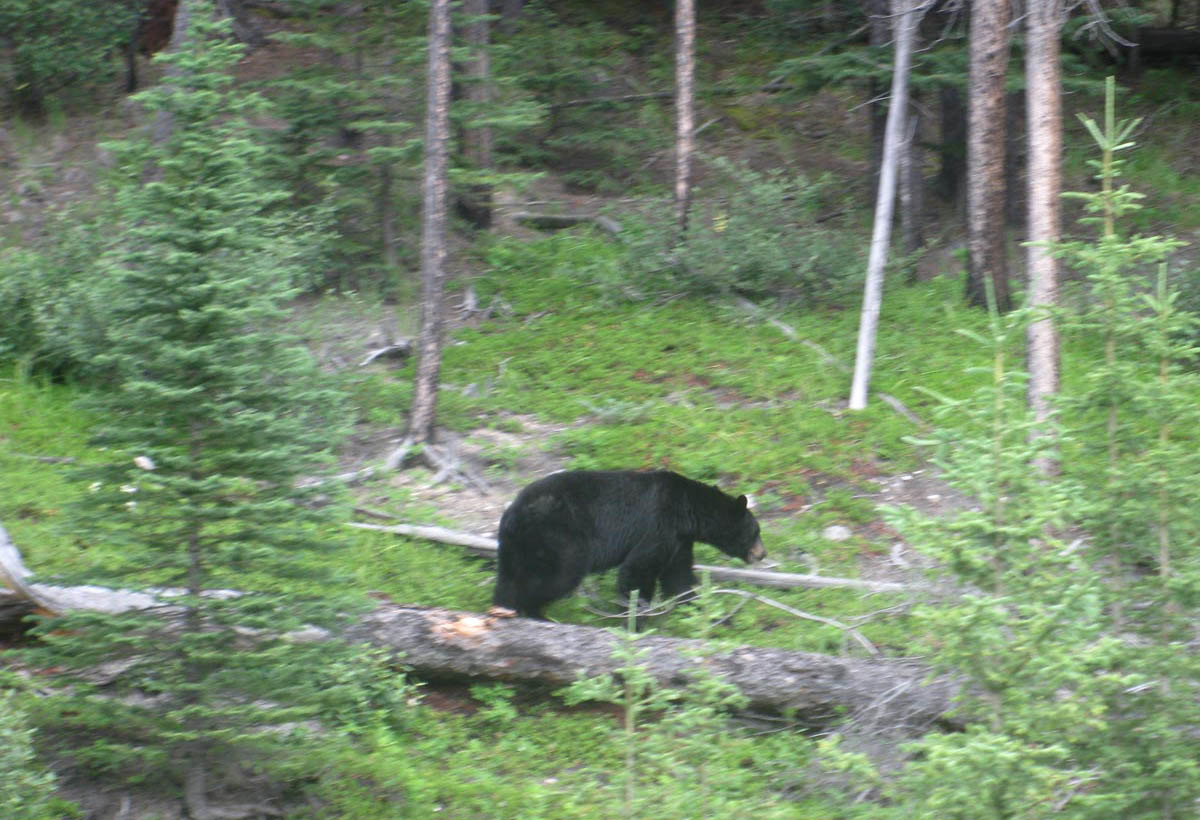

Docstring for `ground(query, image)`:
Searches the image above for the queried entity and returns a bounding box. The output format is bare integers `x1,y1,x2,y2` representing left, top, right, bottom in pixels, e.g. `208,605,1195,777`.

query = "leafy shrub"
593,158,862,304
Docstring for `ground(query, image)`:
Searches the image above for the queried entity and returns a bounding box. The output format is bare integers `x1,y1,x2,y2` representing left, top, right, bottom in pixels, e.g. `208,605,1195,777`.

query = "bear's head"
731,495,766,563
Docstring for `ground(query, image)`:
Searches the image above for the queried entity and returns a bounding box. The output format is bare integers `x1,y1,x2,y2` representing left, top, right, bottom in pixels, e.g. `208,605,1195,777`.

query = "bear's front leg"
657,540,697,603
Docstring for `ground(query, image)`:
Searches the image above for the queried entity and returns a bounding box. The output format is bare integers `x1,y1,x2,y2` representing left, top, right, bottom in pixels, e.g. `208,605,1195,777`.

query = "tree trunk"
1025,0,1064,464
408,0,453,445
674,0,696,233
964,0,1012,312
459,0,494,229
849,0,920,411
867,0,890,200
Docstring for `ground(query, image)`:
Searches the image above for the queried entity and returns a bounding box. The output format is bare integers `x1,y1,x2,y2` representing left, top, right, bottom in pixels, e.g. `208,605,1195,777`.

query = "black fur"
492,470,765,619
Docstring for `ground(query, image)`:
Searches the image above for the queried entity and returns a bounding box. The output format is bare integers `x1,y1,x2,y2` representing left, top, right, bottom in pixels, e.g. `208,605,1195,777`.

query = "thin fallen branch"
712,589,880,655
346,521,909,594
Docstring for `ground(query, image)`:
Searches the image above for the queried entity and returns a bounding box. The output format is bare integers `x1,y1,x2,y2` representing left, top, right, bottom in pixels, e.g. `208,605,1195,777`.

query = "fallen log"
346,604,960,729
346,521,910,594
3,524,955,729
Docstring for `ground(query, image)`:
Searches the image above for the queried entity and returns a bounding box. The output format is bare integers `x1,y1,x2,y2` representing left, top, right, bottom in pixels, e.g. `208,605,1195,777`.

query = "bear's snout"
747,538,766,563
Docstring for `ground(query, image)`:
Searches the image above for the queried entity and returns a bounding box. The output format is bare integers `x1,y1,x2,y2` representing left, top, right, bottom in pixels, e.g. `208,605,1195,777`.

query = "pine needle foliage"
24,4,360,795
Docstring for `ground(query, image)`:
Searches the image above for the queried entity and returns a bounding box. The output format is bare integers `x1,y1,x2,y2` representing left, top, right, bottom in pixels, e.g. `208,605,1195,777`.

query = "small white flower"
134,455,155,470
121,484,138,494
89,482,102,492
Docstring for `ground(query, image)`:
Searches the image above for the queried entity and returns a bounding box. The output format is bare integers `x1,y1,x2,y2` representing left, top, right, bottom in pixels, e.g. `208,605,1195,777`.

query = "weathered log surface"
345,604,960,729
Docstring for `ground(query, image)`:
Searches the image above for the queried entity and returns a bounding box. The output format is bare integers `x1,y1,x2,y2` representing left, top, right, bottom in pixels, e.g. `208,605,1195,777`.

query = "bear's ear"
736,494,748,511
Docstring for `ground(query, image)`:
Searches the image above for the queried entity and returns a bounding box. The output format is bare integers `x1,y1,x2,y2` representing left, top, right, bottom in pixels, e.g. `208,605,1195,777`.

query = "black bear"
491,470,766,619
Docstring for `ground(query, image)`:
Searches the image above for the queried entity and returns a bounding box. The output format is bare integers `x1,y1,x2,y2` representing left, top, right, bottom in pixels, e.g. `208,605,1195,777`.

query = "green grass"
334,232,996,649
0,368,97,576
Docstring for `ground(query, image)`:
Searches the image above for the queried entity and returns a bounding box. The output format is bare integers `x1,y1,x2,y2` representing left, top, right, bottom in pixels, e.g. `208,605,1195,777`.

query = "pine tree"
26,4,355,809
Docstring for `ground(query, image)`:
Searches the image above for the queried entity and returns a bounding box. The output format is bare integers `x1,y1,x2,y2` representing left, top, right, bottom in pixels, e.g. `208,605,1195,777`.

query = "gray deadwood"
674,0,696,233
1025,0,1064,460
408,0,453,444
849,0,921,410
964,0,1013,311
345,605,961,729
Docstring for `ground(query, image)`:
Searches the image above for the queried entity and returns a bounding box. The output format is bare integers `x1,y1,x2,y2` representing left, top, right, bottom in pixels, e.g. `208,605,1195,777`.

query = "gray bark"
964,0,1012,311
849,0,921,411
674,0,696,233
1025,0,1064,462
408,0,453,444
345,605,961,729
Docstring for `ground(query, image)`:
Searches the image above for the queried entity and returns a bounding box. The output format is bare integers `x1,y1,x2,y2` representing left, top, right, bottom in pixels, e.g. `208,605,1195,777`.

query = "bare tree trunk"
674,0,696,233
867,0,890,199
1025,0,1064,466
849,0,920,411
459,0,494,228
964,0,1012,311
408,0,453,445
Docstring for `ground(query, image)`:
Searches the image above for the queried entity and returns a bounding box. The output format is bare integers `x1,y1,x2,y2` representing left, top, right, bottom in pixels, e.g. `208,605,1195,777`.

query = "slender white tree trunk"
408,0,453,444
674,0,696,233
1025,0,1064,462
849,0,920,410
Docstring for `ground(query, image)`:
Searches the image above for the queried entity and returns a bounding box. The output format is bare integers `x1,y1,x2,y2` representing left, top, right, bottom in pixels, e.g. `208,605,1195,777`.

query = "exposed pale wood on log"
345,521,909,594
